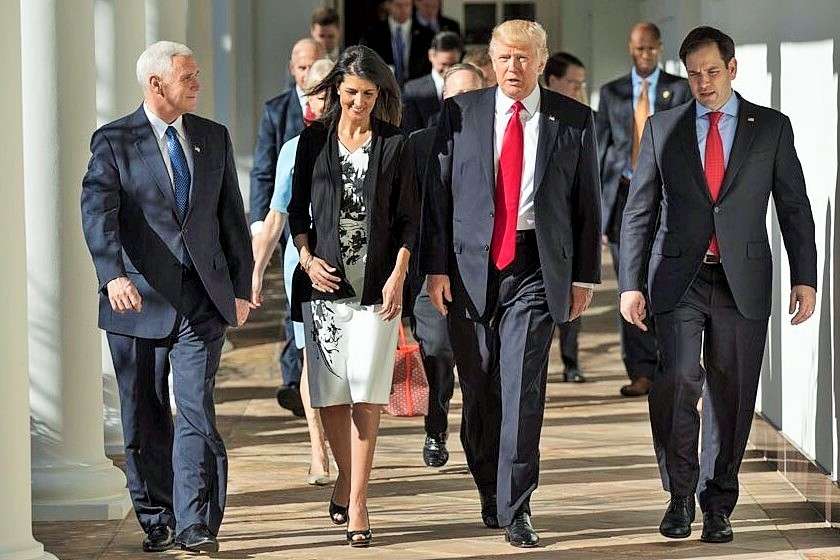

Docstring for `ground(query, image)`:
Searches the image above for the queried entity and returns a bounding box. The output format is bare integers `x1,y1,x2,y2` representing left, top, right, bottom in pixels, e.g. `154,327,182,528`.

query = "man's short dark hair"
543,51,585,83
430,31,463,54
631,22,661,42
679,26,735,64
311,6,340,28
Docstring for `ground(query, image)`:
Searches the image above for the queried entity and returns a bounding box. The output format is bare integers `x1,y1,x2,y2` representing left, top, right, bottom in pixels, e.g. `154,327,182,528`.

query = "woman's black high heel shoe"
328,488,349,525
346,507,372,547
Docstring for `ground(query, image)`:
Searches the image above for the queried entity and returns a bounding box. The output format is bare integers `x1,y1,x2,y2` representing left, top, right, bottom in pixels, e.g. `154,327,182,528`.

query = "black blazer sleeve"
772,115,817,289
218,128,254,300
81,129,125,291
572,110,603,284
288,127,317,241
420,101,454,275
249,100,282,224
619,119,661,293
392,136,421,252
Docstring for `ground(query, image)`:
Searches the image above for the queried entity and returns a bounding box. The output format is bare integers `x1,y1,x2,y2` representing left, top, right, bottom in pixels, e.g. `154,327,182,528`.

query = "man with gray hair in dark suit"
81,41,252,554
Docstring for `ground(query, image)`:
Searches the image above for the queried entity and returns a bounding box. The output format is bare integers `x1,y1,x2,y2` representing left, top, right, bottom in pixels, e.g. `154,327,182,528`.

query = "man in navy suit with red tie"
620,26,817,544
424,20,601,547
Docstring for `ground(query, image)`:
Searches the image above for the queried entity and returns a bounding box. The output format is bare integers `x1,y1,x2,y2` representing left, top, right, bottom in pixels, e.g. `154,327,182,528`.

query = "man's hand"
251,269,265,308
569,285,593,321
789,285,817,325
107,276,142,313
620,290,648,331
235,298,254,327
427,274,452,316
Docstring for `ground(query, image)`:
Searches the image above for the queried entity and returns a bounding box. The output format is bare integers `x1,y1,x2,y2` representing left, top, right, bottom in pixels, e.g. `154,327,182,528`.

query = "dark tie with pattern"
393,27,406,83
166,125,191,221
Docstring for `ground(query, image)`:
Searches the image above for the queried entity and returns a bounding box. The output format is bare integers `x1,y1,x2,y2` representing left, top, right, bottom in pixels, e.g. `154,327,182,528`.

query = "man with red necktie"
422,20,601,547
620,26,817,544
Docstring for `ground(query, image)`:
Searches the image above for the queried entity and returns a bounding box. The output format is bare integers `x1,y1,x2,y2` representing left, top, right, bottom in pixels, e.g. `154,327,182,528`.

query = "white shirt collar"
388,16,411,35
494,84,541,117
143,102,186,142
430,69,444,99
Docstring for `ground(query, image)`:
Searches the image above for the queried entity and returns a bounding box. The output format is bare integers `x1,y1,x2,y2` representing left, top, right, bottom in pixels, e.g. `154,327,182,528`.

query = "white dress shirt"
143,103,194,194
295,85,308,116
388,16,411,69
492,87,593,290
430,68,444,100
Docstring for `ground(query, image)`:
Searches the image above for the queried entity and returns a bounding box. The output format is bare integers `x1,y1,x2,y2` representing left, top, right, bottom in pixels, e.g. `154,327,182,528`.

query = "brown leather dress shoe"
620,377,652,397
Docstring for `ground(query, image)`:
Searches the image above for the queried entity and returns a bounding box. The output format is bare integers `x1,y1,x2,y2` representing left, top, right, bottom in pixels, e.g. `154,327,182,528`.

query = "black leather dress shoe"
479,493,499,528
563,367,587,383
701,511,733,543
659,495,695,539
143,525,174,552
276,384,305,417
422,433,449,467
505,510,539,547
175,523,219,553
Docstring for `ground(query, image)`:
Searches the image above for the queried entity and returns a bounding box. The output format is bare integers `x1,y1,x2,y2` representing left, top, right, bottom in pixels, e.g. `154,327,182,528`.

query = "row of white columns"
1,0,216,557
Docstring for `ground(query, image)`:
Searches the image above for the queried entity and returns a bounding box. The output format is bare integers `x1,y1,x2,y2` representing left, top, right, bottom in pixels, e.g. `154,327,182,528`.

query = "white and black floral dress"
303,136,400,407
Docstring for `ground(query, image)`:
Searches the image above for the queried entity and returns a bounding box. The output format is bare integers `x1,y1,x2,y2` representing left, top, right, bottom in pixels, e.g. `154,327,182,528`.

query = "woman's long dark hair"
306,45,402,127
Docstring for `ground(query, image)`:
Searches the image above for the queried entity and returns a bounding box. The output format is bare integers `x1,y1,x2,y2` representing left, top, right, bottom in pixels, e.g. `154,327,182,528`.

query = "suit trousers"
609,241,659,380
107,270,228,536
449,231,555,527
650,263,767,514
556,317,580,371
411,280,455,437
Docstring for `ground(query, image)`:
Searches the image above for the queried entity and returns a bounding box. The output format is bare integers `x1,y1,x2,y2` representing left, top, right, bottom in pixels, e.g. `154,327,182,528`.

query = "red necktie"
303,103,316,126
491,101,524,270
704,111,724,256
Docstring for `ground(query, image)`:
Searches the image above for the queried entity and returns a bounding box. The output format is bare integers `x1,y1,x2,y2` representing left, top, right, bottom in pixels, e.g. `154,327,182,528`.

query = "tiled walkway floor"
34,257,840,559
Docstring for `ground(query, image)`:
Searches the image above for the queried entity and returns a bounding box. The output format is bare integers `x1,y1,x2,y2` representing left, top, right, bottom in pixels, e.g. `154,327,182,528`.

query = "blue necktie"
393,27,405,82
165,126,191,221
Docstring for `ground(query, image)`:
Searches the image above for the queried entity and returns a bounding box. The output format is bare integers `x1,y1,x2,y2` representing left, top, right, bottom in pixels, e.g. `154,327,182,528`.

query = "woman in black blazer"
287,45,418,547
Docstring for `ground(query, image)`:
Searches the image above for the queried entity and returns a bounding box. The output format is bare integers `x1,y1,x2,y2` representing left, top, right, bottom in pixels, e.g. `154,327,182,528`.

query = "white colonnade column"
0,0,60,555
21,0,132,521
93,0,147,457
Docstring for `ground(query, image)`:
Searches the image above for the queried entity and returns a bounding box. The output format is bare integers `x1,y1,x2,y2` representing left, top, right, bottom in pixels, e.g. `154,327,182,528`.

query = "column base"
32,461,132,522
0,543,59,560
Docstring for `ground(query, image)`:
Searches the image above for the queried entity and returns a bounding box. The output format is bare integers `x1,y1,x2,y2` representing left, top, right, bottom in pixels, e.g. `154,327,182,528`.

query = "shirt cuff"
250,220,264,236
572,282,594,290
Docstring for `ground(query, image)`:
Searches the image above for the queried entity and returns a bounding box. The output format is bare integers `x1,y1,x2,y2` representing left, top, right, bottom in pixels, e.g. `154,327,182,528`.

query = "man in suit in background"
544,51,590,383
424,20,601,547
414,0,461,35
463,45,496,87
362,0,434,85
310,6,342,61
81,41,253,553
250,37,322,417
620,26,816,544
407,63,485,468
402,31,463,133
597,22,691,397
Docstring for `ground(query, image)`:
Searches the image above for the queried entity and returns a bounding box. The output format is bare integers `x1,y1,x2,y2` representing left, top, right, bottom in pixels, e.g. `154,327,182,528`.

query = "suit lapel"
182,114,206,225
132,106,181,222
534,87,559,193
677,101,712,203
477,88,497,193
286,93,304,141
717,95,758,202
616,75,634,131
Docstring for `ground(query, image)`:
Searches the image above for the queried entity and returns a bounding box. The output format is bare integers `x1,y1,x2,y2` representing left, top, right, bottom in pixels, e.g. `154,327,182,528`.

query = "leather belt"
703,253,721,265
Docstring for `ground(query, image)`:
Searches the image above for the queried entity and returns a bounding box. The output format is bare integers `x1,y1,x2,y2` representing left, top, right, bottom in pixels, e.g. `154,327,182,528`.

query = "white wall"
641,0,840,477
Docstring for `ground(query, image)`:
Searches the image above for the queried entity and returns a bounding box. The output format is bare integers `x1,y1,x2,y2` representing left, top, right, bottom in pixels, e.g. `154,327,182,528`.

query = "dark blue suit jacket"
249,88,304,224
620,95,817,320
422,87,602,323
81,105,253,338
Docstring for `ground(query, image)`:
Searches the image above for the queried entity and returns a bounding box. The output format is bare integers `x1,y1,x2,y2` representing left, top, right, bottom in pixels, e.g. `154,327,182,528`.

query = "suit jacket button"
490,211,495,218
714,206,721,214
483,244,489,251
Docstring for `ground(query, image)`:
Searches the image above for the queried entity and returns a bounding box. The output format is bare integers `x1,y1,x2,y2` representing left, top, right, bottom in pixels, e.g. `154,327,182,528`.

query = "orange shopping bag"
384,323,429,417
